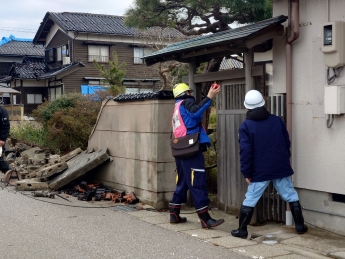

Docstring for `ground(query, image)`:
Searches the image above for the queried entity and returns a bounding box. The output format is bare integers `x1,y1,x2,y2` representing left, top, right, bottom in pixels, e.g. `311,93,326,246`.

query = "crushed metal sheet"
113,205,138,212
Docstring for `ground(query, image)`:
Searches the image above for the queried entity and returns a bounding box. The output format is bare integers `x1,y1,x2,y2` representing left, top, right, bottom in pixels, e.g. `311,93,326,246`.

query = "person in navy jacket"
231,90,308,239
0,106,18,183
169,83,224,229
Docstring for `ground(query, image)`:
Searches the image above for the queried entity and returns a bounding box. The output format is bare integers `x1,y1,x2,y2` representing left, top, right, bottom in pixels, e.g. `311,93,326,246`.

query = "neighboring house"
0,35,44,77
31,12,183,99
0,34,85,114
0,35,46,117
6,57,85,114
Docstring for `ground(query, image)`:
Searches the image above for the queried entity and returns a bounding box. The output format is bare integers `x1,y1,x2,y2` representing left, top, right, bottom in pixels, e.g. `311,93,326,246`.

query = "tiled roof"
9,58,47,79
38,62,85,79
8,57,84,80
0,35,44,56
0,76,12,83
219,56,243,70
49,12,184,38
143,15,287,63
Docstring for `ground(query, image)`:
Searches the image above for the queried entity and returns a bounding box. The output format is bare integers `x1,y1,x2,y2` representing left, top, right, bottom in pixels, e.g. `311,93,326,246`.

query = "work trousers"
171,151,209,209
0,156,10,173
243,177,299,207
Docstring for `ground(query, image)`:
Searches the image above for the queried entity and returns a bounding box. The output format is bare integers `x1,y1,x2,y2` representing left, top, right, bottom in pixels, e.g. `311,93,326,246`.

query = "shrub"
26,93,101,153
31,93,86,124
45,99,100,151
209,113,217,128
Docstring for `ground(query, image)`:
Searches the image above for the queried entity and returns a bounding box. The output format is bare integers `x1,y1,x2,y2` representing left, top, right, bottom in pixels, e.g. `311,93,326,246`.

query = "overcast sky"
0,0,134,39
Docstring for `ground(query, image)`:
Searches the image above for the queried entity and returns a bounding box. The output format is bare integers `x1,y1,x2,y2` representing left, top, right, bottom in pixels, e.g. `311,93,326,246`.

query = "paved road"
0,186,246,259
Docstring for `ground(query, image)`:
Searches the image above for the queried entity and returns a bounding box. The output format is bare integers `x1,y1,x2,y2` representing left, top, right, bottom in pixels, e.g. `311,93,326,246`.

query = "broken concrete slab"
36,162,68,181
26,148,82,179
15,178,49,191
59,147,83,162
48,149,110,190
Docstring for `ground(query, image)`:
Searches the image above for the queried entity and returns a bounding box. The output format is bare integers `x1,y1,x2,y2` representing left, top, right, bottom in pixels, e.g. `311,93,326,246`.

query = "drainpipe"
285,0,300,226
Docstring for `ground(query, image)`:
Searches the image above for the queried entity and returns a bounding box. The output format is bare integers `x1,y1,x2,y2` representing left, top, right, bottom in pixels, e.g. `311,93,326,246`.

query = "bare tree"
134,27,190,90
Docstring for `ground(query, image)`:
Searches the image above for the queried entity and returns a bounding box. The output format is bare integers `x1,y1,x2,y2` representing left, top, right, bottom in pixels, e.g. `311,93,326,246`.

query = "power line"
0,26,36,31
0,28,36,33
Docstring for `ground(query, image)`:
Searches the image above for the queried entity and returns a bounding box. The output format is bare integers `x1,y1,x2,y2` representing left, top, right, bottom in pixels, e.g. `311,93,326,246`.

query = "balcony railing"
88,55,109,63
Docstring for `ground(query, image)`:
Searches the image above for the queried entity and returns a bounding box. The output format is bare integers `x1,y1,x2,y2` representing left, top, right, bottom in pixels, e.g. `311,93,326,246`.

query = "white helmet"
244,90,265,109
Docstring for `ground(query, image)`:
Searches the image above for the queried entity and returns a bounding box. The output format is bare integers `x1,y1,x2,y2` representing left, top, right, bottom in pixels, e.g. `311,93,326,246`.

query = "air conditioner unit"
62,57,70,65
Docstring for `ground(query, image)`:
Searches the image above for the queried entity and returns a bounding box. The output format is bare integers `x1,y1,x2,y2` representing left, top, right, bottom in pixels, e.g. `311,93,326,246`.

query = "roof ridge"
50,11,124,18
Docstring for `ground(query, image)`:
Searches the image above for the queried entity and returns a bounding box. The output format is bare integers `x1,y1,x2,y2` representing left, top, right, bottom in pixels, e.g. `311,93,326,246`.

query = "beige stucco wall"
87,99,176,209
273,0,345,234
273,0,345,194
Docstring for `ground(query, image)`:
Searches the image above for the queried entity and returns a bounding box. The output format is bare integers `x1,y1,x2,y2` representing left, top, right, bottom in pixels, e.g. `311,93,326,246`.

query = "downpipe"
285,0,300,226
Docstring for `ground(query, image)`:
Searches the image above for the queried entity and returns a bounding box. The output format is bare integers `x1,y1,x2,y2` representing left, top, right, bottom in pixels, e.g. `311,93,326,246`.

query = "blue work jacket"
175,95,211,146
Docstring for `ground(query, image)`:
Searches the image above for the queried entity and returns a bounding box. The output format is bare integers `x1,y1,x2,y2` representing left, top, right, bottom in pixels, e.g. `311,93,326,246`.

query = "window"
49,87,62,101
45,45,69,63
88,45,109,63
45,48,55,63
133,47,153,64
134,47,144,64
27,94,43,104
61,45,68,58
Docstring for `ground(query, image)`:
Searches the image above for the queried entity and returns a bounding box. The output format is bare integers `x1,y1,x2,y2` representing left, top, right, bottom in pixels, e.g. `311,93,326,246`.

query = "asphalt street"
0,185,246,259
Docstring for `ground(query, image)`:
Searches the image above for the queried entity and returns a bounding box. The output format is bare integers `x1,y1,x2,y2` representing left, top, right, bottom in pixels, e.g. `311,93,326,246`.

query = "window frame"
133,47,153,64
88,45,109,63
27,94,43,104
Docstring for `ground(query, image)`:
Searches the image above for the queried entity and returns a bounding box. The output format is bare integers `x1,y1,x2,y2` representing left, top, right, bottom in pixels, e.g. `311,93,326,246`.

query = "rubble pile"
2,140,140,204
65,181,139,204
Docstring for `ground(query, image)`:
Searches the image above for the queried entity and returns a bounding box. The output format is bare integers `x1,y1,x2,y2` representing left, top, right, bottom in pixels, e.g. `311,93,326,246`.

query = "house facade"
32,12,182,100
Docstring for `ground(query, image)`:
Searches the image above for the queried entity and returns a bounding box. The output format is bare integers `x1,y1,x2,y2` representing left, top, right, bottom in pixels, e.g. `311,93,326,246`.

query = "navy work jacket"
238,107,294,182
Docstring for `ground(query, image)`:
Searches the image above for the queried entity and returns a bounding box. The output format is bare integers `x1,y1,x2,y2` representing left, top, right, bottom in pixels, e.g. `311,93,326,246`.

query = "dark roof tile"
0,36,44,57
48,12,184,38
143,15,287,63
8,58,84,80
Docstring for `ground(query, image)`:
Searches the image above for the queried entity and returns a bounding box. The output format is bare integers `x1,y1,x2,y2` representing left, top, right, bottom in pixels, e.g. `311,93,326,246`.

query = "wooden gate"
216,80,287,224
217,79,247,215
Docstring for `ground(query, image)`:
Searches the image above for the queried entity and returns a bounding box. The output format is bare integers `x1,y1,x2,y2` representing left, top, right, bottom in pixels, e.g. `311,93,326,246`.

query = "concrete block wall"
88,99,176,209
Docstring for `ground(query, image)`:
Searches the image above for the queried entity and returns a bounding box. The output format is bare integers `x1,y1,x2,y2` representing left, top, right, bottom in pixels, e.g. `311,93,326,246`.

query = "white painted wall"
72,32,142,44
46,23,61,46
273,0,345,194
273,0,345,234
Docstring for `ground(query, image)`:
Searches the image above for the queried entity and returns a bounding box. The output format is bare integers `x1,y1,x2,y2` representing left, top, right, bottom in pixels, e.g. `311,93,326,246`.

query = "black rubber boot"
231,205,254,239
289,201,308,234
196,206,224,229
169,203,187,224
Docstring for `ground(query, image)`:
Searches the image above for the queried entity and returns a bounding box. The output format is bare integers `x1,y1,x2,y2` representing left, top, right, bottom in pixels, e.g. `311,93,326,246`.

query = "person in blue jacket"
169,83,224,229
231,90,308,239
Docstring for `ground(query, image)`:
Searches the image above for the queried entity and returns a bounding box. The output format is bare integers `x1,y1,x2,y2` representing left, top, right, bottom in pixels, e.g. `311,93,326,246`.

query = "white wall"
46,23,61,46
273,0,345,234
273,0,345,194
